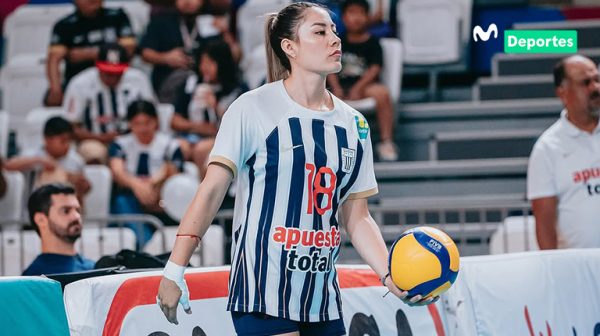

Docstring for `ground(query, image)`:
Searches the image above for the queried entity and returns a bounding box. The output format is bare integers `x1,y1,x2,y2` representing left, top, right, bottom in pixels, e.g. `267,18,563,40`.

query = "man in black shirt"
328,0,398,161
45,0,136,107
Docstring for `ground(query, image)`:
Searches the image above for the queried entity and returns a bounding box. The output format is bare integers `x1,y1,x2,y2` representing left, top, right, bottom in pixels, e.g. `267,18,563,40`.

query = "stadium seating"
0,111,9,158
157,103,175,136
104,0,150,36
0,171,26,227
0,227,136,276
237,0,291,59
0,55,48,128
144,224,225,266
489,215,538,254
398,0,462,100
83,165,112,221
491,49,600,77
17,107,65,152
3,3,73,63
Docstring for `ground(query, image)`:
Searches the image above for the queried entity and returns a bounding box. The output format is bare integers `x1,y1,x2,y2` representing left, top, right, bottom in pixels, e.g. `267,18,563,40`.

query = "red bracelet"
176,234,201,241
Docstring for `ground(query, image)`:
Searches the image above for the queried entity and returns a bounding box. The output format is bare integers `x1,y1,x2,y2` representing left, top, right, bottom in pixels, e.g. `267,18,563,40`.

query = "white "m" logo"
473,24,498,42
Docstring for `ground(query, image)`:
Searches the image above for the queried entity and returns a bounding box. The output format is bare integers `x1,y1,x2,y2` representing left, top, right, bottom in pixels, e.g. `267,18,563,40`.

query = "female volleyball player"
157,3,436,335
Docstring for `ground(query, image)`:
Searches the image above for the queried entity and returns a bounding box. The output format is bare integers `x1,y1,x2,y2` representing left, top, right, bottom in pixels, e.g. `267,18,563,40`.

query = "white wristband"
163,260,186,283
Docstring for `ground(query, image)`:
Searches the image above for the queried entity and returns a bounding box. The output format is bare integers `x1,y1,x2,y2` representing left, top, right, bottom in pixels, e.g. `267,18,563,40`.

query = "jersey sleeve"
165,138,185,172
108,141,126,160
208,96,256,177
527,142,557,200
346,116,378,200
49,19,70,49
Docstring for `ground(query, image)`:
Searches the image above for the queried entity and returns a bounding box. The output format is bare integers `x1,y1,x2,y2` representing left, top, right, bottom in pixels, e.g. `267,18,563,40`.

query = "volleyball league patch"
355,116,369,139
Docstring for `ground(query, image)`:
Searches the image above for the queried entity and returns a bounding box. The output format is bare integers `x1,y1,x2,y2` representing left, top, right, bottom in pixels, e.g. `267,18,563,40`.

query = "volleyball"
388,227,460,298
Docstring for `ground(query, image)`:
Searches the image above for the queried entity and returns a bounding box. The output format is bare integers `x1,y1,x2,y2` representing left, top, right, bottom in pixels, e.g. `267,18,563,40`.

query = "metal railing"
1,202,535,274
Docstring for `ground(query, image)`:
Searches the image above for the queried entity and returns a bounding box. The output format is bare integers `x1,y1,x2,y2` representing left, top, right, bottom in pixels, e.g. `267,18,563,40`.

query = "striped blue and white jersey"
209,80,377,322
109,133,184,177
63,67,155,134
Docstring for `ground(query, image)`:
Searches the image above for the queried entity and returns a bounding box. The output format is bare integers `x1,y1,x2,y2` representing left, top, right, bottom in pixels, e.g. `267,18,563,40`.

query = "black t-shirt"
140,14,223,92
338,35,383,89
50,8,135,85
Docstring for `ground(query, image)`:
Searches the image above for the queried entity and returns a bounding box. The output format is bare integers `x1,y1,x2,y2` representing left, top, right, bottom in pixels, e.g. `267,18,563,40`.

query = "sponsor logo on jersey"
355,116,369,140
272,226,341,273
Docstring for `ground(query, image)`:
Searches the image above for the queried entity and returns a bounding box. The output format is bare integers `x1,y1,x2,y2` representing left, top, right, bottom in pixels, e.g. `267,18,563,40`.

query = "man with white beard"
22,183,95,275
528,55,600,249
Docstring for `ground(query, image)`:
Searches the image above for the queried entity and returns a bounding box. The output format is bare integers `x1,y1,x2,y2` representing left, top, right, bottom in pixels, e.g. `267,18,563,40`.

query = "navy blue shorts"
231,312,346,336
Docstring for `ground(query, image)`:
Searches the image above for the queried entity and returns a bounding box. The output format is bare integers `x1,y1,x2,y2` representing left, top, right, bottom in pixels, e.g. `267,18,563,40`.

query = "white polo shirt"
527,109,600,248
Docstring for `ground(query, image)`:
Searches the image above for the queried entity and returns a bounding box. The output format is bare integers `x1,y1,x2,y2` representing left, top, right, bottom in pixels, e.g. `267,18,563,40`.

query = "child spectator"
109,100,184,249
5,117,90,202
327,0,397,161
172,40,246,178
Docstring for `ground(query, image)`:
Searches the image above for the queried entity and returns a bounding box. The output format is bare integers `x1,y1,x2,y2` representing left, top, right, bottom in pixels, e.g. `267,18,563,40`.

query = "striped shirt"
63,67,155,134
209,80,377,322
109,133,184,178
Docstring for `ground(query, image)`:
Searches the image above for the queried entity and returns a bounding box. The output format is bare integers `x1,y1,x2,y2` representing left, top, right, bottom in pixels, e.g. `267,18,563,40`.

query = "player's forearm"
343,200,389,278
170,164,232,266
350,216,389,278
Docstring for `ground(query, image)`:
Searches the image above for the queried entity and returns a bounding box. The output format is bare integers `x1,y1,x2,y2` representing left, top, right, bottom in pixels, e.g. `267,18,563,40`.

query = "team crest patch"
355,116,369,139
341,147,356,173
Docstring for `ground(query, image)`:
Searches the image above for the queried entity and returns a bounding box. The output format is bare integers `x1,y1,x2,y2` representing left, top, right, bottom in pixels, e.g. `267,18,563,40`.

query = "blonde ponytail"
265,14,289,83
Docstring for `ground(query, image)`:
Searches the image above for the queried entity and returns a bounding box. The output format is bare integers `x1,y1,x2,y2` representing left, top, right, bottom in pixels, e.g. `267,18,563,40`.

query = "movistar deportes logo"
473,24,498,42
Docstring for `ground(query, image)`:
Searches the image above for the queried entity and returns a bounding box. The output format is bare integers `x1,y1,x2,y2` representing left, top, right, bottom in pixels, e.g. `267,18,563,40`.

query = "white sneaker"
376,141,399,161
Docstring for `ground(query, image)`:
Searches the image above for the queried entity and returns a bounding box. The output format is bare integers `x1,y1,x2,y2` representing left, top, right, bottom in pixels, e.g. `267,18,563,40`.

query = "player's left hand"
384,276,439,307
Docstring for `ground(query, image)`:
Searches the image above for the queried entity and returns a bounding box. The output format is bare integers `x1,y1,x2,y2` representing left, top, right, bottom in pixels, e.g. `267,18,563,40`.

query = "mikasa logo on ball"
427,239,442,252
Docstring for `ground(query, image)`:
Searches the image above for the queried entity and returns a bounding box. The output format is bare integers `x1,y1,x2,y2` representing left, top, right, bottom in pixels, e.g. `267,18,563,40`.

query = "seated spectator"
4,117,90,203
327,0,398,161
22,183,95,276
172,40,246,178
140,0,241,103
45,0,136,106
63,43,155,164
109,100,184,249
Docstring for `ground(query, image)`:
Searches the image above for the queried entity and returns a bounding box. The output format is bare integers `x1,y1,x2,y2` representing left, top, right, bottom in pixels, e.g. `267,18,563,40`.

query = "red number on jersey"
305,163,337,215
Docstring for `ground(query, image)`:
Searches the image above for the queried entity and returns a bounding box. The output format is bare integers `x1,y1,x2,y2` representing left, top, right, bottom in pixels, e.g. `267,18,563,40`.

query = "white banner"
443,249,600,336
64,265,445,335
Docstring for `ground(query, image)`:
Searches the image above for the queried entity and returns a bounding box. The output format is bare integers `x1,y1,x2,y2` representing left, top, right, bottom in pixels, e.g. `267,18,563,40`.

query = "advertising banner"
64,265,445,335
443,249,600,336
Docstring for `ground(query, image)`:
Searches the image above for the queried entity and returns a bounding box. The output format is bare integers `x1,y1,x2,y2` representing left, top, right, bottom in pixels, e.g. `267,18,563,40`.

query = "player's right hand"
157,261,192,324
384,276,437,307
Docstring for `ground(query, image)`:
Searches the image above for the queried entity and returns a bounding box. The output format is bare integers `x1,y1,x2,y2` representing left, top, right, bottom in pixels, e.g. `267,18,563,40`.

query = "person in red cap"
62,43,156,164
